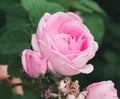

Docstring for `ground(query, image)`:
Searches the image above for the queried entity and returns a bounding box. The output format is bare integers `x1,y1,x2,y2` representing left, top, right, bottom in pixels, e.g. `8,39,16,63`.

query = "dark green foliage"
21,0,64,27
0,0,120,98
75,0,105,14
82,13,104,44
47,0,71,10
0,29,31,55
0,82,12,99
8,56,25,77
6,4,30,29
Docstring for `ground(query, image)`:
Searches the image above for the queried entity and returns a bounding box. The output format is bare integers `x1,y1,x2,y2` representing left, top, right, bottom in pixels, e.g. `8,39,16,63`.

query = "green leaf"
0,82,12,99
12,93,24,99
7,4,30,29
53,73,62,78
24,92,38,99
0,0,19,11
47,0,71,10
75,0,105,14
104,50,118,63
21,0,64,25
12,93,39,99
8,56,25,78
108,21,120,37
0,43,30,55
82,0,104,13
0,53,10,64
75,2,93,13
103,64,118,79
82,13,105,44
0,29,31,55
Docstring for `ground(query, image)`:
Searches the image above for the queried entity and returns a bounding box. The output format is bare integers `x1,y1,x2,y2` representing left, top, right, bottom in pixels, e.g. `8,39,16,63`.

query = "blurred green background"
0,0,120,98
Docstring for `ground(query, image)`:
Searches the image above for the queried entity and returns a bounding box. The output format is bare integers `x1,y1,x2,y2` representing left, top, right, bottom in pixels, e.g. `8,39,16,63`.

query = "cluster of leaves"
0,0,120,98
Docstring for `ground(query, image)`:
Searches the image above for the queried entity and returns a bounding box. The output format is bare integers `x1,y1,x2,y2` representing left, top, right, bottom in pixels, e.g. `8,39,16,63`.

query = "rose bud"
22,49,47,78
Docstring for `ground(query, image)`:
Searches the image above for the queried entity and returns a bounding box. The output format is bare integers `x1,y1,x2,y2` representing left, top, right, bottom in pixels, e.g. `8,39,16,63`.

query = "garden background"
0,0,120,99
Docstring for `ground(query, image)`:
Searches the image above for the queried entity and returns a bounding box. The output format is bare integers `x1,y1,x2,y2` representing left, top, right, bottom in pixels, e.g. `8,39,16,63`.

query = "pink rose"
86,81,119,99
32,12,98,75
22,49,47,78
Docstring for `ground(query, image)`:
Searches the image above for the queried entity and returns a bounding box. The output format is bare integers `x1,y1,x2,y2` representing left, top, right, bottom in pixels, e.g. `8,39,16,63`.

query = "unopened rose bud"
22,49,47,78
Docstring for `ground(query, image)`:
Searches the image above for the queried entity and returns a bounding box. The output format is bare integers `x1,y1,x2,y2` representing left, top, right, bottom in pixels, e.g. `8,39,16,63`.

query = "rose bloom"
86,81,119,99
22,49,47,78
32,12,98,75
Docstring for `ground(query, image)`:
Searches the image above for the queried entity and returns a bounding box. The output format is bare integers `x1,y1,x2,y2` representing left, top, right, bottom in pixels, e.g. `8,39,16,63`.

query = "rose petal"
45,12,74,35
37,13,51,35
72,41,98,69
67,12,83,24
86,81,119,99
31,34,40,52
78,64,93,74
60,21,83,38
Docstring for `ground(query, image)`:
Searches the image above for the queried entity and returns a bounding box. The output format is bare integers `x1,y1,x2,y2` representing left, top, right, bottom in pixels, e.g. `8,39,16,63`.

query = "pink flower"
44,91,57,99
58,78,80,94
86,81,119,99
58,79,69,93
22,49,47,78
32,12,98,75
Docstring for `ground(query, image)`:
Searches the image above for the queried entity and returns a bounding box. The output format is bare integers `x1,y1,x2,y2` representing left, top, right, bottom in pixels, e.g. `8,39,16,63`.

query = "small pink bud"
22,49,47,78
